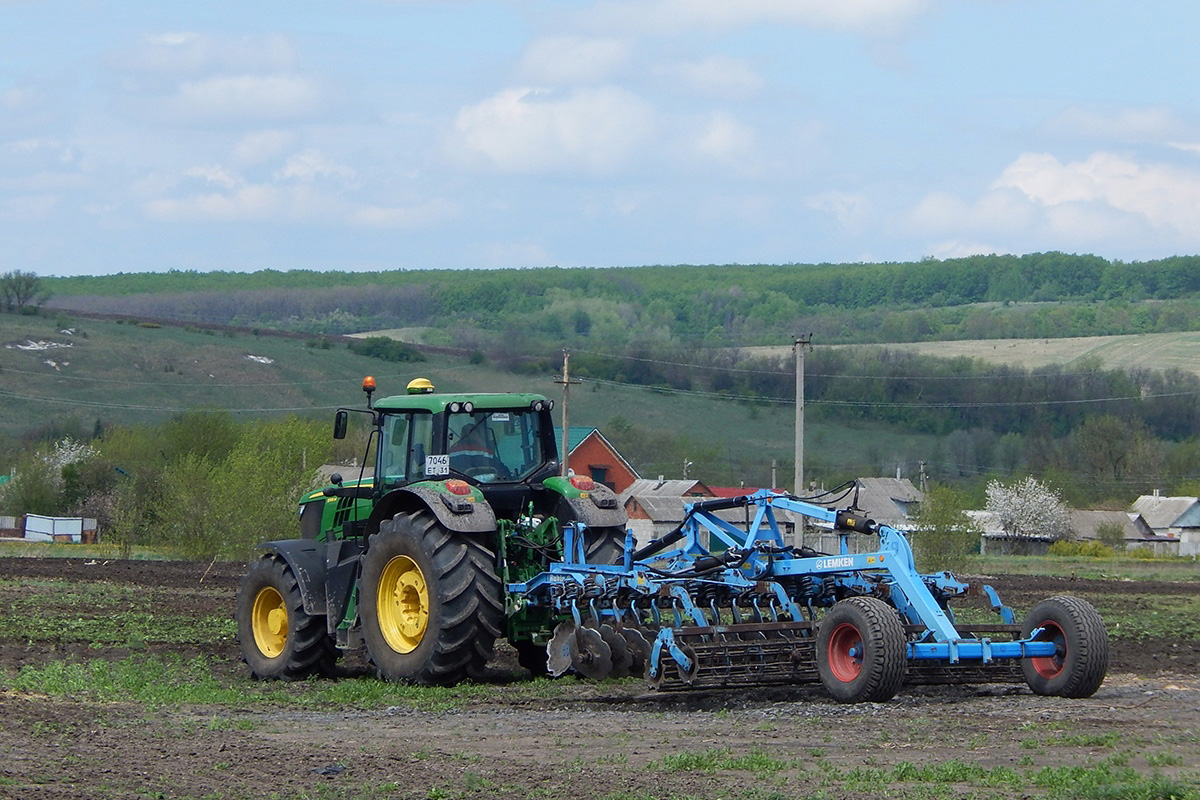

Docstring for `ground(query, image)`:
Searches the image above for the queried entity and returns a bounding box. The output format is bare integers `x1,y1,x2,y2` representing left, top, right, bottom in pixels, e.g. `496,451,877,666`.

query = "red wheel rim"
1030,619,1067,678
827,622,863,682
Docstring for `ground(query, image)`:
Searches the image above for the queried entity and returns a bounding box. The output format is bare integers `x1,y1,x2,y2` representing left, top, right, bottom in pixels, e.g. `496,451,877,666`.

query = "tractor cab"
338,377,562,518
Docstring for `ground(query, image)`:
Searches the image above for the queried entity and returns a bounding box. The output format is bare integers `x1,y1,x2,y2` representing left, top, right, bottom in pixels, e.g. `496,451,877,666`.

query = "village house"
1131,493,1200,557
565,426,639,493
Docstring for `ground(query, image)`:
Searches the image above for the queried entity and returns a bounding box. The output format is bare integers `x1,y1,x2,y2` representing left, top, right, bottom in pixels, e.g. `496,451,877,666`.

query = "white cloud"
1044,105,1181,142
182,165,242,190
352,199,459,229
277,150,357,184
925,240,1010,259
906,150,1200,256
171,74,324,121
805,191,873,233
582,0,929,36
995,151,1200,237
233,130,293,164
115,32,297,75
654,55,764,99
692,111,756,163
908,188,1034,235
450,86,656,174
517,36,630,84
145,185,287,221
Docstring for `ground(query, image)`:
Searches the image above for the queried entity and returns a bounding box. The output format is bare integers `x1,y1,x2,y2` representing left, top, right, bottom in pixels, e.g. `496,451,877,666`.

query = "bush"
1047,540,1115,558
910,484,981,573
347,336,426,363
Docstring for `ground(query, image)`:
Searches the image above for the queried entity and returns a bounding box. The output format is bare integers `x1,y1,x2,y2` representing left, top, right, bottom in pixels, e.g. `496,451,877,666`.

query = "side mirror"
333,410,348,440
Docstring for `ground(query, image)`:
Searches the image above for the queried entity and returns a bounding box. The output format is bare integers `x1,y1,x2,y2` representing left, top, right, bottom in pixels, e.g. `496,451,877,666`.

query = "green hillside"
0,312,934,489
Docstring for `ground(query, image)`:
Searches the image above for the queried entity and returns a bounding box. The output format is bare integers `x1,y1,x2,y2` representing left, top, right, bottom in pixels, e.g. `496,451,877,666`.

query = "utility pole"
793,334,812,496
554,350,580,477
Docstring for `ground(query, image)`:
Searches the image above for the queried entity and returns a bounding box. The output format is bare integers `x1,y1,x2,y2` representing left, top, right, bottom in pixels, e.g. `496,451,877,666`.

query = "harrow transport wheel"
361,511,503,685
1021,595,1109,698
235,554,337,680
817,597,906,703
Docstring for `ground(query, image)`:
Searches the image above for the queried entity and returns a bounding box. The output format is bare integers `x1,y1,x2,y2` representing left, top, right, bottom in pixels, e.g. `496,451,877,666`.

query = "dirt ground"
0,558,1197,800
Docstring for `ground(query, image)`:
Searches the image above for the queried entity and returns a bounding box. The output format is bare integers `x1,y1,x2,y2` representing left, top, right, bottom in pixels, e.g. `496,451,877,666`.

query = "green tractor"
235,377,628,684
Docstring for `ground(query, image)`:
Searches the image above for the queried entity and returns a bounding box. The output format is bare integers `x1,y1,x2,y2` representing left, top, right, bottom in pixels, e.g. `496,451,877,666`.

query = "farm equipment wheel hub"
251,586,288,659
1029,620,1068,679
827,622,864,682
378,555,430,653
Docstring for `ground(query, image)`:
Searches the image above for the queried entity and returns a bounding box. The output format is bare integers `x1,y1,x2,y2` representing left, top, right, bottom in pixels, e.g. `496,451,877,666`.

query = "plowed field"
0,558,1197,800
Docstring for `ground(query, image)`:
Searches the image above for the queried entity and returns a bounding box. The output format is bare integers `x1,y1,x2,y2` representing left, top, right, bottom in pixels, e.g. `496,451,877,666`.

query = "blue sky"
3,0,1200,277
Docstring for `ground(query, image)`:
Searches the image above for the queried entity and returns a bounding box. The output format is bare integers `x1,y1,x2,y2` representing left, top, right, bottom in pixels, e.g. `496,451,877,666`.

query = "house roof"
625,494,783,527
564,426,641,479
618,478,711,504
709,486,781,498
1069,509,1154,540
836,477,924,527
1131,495,1200,528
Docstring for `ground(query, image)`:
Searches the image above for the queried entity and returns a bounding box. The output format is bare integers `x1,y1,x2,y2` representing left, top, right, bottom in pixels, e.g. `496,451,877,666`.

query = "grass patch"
657,747,795,775
2,654,597,711
0,578,233,645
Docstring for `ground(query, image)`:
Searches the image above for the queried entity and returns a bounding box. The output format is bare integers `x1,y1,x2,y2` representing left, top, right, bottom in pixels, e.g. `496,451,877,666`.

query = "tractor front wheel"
817,596,906,703
1021,595,1108,698
235,554,337,680
361,511,503,685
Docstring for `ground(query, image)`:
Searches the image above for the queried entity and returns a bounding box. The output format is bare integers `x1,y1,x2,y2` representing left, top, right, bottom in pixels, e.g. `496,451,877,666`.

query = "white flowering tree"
985,476,1073,553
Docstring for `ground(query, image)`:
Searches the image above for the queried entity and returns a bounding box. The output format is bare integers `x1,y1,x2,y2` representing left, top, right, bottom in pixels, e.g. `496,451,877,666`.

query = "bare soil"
0,558,1197,800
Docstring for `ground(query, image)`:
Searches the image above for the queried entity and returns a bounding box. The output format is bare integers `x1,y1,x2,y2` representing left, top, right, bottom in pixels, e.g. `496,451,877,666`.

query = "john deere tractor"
235,377,627,684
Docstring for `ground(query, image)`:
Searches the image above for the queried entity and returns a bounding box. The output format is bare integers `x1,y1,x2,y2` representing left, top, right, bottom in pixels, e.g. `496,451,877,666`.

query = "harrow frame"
507,489,1107,702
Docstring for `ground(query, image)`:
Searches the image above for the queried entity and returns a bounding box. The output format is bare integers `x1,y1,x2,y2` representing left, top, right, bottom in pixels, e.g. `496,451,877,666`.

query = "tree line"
42,253,1200,348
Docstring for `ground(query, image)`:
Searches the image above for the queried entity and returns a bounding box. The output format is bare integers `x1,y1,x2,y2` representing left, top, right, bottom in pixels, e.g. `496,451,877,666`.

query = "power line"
0,388,340,414
577,375,1200,408
570,347,1150,382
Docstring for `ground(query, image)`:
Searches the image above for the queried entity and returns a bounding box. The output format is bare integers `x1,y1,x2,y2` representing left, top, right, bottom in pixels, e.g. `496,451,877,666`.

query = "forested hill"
44,253,1200,348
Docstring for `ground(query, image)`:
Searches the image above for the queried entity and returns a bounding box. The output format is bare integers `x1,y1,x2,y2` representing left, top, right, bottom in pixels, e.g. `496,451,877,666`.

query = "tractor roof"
372,391,551,414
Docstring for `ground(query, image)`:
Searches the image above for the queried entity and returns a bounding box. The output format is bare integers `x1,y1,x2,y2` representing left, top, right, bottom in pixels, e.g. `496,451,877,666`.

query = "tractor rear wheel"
360,511,503,685
817,596,906,703
1021,595,1108,698
236,554,337,680
583,525,626,565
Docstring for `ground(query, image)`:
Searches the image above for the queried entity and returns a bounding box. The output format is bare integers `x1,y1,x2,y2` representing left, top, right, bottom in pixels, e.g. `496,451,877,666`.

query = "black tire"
817,596,907,703
1021,595,1109,698
360,511,503,685
235,554,337,680
583,525,627,565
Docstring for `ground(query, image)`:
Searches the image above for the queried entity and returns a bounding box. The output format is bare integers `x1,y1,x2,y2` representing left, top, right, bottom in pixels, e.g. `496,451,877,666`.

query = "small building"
23,514,98,544
1069,509,1180,556
565,427,640,493
1130,493,1200,557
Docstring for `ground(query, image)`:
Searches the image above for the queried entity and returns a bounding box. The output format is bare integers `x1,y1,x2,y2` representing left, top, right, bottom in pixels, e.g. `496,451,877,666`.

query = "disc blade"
620,627,652,677
599,624,633,678
547,621,576,678
571,626,613,680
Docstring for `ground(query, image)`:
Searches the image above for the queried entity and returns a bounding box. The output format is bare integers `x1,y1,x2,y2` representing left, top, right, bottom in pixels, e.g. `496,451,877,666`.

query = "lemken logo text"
815,556,855,570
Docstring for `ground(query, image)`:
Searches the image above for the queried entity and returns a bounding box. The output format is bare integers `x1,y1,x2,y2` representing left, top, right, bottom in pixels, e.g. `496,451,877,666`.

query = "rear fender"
543,476,628,528
366,485,498,537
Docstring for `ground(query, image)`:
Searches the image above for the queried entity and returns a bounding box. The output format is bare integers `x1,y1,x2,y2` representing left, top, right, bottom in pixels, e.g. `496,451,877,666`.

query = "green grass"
2,654,603,710
0,577,232,645
971,554,1200,582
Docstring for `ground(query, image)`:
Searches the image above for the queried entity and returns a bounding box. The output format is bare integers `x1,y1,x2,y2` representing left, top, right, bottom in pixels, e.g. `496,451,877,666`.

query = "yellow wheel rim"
378,555,429,654
251,586,288,659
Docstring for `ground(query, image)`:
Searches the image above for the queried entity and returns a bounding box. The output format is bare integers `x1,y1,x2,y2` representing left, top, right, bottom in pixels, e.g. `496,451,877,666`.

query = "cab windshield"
446,409,545,484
